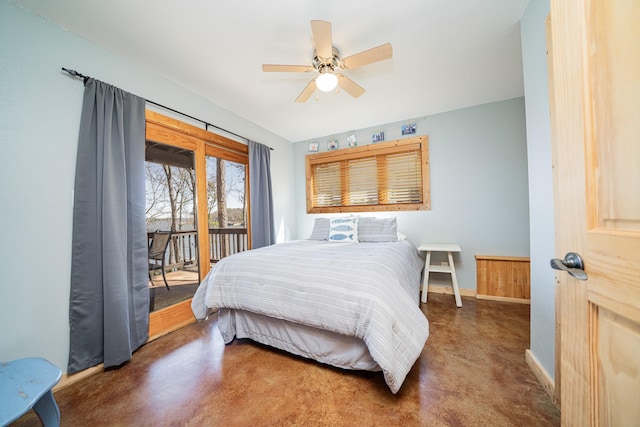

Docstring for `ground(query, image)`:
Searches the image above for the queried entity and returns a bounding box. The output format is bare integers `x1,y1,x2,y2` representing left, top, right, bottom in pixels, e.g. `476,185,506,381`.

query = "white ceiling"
12,0,529,142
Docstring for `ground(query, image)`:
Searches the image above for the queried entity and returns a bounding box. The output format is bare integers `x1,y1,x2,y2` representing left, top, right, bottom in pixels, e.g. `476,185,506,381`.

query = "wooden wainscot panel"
476,255,530,303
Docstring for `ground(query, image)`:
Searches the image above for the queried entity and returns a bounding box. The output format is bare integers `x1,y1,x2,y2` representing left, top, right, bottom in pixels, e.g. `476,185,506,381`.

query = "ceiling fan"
262,20,393,103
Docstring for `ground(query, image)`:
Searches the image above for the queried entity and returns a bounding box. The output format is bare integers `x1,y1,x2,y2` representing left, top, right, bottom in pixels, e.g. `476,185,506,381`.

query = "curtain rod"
62,67,273,150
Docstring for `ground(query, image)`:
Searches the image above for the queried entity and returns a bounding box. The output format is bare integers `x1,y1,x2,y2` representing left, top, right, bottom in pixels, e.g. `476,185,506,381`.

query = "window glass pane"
206,157,247,228
145,141,199,312
206,156,249,262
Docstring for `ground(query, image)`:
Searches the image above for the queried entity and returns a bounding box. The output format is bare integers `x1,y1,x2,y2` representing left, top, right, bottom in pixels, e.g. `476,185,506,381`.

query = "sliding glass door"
145,110,250,338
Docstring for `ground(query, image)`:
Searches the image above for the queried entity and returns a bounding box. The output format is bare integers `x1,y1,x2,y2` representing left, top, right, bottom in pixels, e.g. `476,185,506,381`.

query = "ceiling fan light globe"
316,73,338,92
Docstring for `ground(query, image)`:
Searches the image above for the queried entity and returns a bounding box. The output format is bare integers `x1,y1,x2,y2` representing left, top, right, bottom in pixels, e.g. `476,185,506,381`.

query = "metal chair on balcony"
148,230,172,291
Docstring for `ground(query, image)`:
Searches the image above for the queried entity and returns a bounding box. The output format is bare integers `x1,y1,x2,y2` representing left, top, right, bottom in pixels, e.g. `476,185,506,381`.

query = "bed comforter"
192,239,429,393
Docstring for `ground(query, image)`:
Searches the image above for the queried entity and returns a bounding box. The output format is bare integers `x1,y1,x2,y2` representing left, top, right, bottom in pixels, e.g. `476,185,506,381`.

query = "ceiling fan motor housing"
313,47,340,73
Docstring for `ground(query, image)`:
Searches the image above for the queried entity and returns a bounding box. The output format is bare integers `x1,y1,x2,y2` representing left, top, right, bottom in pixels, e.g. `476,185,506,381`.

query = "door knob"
550,252,588,281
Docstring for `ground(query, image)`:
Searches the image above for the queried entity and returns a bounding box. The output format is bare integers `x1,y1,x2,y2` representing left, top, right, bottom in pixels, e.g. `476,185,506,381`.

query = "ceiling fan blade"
337,74,365,98
311,20,333,59
340,43,393,70
295,79,317,103
262,64,313,73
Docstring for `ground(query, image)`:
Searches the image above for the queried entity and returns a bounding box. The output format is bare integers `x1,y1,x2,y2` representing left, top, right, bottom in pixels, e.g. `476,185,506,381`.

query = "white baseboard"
525,349,558,407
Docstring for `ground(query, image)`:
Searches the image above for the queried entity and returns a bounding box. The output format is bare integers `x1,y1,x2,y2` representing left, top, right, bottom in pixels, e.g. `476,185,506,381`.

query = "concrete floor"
13,293,560,426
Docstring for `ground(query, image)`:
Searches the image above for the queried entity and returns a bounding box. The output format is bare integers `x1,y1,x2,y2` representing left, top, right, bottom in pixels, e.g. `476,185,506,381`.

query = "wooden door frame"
145,110,249,339
545,14,562,408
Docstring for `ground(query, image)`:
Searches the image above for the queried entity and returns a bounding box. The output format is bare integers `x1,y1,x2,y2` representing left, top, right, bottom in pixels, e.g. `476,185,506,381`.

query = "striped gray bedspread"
192,239,429,393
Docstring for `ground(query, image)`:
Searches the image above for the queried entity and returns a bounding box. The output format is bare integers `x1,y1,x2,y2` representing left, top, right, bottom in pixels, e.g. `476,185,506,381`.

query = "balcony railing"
208,228,249,263
147,227,249,270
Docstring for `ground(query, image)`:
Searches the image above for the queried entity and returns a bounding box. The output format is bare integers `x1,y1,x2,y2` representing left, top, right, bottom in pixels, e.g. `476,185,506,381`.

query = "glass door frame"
145,110,250,338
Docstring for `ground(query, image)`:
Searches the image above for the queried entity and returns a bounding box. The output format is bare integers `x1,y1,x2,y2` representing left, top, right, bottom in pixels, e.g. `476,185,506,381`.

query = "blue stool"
0,357,62,426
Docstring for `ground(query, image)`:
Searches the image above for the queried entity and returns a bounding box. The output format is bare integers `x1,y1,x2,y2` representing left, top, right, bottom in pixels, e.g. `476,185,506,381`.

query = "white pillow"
328,217,359,242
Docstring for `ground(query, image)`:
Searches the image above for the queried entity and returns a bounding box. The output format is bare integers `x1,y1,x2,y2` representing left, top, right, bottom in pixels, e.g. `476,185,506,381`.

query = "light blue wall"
0,0,547,380
0,1,295,371
521,0,555,380
293,98,531,294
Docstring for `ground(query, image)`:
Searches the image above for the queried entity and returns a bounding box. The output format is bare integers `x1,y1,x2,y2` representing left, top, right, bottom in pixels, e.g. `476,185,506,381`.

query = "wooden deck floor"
149,270,200,312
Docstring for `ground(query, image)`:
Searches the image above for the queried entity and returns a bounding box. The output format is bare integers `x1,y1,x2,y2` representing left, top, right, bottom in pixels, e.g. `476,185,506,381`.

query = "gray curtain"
248,140,275,248
68,78,148,373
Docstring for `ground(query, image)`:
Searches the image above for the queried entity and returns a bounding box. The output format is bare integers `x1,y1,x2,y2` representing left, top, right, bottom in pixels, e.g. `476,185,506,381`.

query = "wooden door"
549,0,640,425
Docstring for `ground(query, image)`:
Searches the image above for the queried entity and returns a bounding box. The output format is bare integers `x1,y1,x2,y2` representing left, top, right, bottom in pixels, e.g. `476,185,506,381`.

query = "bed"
191,218,429,394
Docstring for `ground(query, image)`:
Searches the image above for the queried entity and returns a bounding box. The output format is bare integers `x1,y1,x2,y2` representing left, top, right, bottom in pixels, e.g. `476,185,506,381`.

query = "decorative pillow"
308,218,330,240
358,217,398,242
328,217,359,242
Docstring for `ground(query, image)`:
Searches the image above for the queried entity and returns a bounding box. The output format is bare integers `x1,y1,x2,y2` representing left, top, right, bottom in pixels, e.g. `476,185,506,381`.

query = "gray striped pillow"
308,218,330,240
358,217,398,242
